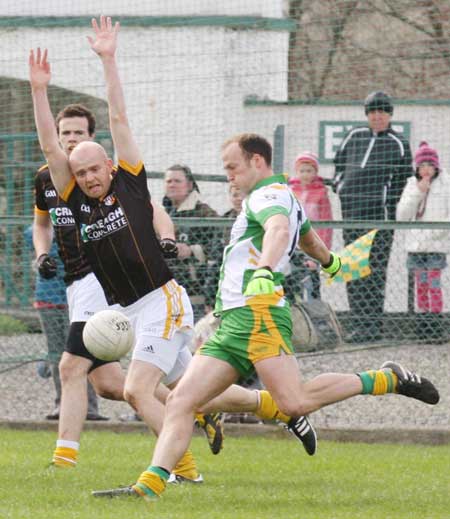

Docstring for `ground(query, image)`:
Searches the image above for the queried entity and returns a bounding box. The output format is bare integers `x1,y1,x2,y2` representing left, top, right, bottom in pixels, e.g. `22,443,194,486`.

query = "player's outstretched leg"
380,361,440,404
195,412,224,455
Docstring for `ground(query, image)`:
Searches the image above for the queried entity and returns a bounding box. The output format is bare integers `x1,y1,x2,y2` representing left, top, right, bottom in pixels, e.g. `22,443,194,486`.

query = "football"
82,309,134,361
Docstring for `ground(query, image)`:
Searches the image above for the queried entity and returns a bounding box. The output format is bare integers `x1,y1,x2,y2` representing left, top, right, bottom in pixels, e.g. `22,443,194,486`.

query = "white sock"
56,439,79,451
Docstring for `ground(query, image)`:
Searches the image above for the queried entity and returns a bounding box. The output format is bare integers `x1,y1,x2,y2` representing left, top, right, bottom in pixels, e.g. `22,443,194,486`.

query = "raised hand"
87,15,119,57
417,178,431,193
29,48,51,89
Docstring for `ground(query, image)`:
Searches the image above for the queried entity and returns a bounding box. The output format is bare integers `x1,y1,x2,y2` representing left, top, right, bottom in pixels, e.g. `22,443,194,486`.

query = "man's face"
367,109,391,133
222,142,260,194
58,117,93,156
69,145,113,199
229,186,244,213
164,169,192,205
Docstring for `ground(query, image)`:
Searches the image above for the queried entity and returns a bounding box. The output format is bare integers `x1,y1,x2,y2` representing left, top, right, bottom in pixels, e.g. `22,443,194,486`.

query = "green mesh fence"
0,2,449,422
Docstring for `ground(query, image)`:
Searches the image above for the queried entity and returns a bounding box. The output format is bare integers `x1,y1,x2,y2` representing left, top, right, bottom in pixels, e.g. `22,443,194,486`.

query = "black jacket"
333,126,413,220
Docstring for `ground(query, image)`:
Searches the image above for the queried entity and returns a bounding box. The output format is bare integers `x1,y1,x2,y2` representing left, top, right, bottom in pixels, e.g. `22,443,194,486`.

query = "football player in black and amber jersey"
32,102,186,467
33,104,126,465
29,31,213,479
30,17,322,491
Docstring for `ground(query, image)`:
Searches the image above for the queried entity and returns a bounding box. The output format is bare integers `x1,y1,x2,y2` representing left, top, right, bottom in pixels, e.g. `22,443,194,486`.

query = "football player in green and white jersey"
112,133,440,502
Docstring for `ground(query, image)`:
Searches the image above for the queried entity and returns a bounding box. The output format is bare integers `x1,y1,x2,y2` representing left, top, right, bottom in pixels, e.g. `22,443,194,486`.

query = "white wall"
0,0,286,18
0,20,288,212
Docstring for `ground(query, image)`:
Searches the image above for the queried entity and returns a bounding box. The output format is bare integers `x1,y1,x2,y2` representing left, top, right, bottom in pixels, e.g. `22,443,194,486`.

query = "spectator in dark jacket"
333,91,413,342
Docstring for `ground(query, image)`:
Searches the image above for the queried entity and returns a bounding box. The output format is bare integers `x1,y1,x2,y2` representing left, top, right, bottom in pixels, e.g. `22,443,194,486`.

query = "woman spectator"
397,141,450,342
163,164,219,320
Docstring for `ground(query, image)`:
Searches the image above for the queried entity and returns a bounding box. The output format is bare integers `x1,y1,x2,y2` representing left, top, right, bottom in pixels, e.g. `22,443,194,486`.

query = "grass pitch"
0,428,448,519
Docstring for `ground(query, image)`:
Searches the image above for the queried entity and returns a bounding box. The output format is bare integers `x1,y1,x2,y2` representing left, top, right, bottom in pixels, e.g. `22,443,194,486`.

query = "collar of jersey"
370,125,393,136
96,176,115,203
251,173,287,193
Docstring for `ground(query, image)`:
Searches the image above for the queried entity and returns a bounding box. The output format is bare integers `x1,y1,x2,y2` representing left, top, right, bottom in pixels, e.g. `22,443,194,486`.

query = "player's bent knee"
90,370,124,400
95,384,123,400
123,387,139,410
165,387,198,416
276,398,311,418
123,384,153,412
58,356,90,384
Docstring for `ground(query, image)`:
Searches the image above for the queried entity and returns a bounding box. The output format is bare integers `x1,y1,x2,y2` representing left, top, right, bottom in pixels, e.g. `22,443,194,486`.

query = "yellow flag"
326,229,378,285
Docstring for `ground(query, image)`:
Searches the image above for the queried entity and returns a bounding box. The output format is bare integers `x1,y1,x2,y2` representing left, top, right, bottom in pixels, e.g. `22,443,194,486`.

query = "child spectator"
397,141,450,342
288,151,333,300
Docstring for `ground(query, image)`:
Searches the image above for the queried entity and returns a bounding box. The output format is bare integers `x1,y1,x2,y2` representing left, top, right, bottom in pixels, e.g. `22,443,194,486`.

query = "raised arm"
88,16,141,166
33,211,53,258
29,48,72,195
152,202,175,240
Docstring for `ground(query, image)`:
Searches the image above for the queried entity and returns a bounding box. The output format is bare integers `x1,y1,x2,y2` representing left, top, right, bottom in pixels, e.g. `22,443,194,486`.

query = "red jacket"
289,176,333,249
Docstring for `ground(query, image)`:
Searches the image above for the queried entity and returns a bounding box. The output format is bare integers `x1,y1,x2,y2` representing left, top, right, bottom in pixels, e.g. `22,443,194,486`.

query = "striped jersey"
62,160,172,307
214,174,310,313
35,165,92,286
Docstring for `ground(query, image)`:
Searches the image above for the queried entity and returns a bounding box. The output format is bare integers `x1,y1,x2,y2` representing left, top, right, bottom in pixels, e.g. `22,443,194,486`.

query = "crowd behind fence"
0,218,448,425
1,172,449,424
1,217,449,338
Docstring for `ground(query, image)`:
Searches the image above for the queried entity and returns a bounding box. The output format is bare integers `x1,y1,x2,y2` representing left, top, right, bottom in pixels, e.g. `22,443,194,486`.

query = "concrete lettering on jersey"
49,206,76,226
81,207,128,242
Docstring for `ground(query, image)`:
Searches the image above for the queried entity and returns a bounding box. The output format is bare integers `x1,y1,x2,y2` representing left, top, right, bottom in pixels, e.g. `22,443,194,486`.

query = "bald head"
69,141,108,169
69,141,113,199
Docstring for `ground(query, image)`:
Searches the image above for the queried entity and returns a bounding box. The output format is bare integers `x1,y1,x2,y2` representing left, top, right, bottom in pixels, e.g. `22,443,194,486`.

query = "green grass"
0,429,448,519
0,314,29,335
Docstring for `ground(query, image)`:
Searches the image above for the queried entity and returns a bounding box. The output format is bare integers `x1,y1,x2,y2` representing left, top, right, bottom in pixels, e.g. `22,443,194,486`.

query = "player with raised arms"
29,16,320,485
32,99,184,467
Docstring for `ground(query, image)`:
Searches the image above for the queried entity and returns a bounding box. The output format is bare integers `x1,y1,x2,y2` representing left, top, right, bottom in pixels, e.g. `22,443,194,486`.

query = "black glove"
35,253,58,279
160,238,178,259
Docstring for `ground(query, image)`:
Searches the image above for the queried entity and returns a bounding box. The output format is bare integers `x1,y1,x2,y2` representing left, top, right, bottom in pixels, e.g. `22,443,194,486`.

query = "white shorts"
66,272,115,322
122,279,194,381
132,331,193,385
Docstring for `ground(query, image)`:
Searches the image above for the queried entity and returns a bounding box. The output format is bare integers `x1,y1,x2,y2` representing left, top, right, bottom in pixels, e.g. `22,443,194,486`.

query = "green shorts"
199,299,294,378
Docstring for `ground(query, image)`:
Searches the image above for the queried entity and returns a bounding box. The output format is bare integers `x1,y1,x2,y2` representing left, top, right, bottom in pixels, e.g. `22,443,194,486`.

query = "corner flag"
326,229,378,285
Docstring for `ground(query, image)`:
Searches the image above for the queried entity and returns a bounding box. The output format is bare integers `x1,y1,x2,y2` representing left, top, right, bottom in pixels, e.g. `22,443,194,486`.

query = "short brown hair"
166,164,200,193
222,133,272,166
55,104,96,136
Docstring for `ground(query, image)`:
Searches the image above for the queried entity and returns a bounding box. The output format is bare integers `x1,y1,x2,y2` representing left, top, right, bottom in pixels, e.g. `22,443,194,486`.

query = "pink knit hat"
414,141,440,170
295,151,319,171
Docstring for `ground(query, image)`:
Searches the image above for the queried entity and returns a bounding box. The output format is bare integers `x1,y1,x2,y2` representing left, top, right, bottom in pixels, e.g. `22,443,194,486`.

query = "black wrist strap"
322,253,334,269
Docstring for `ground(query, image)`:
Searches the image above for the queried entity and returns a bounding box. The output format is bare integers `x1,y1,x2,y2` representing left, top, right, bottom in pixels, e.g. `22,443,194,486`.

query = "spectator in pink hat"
288,151,333,300
397,141,450,342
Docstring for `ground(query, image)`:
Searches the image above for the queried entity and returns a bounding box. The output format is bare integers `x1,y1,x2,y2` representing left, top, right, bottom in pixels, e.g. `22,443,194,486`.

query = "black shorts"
65,321,117,372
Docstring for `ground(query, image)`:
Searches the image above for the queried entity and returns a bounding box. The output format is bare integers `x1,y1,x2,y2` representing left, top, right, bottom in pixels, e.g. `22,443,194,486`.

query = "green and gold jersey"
214,174,310,313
